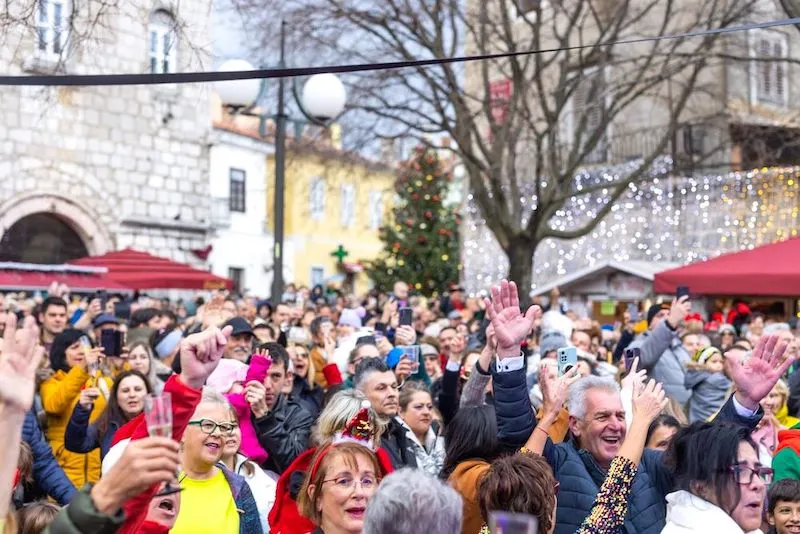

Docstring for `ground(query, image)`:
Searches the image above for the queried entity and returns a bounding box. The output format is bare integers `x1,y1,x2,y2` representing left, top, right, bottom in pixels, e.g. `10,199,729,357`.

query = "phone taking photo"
399,307,413,327
557,347,577,376
624,347,641,373
676,286,690,300
100,330,123,358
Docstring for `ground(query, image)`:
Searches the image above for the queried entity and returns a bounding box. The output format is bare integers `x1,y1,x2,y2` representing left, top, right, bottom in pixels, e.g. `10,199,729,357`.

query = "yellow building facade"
267,144,396,295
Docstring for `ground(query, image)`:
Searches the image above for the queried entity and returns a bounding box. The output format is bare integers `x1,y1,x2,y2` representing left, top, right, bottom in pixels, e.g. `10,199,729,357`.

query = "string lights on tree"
461,159,800,294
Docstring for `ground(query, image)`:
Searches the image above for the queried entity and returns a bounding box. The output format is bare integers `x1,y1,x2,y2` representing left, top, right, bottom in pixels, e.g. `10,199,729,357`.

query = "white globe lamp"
301,73,347,122
214,59,261,108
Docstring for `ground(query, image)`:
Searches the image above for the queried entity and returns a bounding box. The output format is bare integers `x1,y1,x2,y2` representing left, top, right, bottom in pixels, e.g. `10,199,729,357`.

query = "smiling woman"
65,370,152,460
170,388,264,534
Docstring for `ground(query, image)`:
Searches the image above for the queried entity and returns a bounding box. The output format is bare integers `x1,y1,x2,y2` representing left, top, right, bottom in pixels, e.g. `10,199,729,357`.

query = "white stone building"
0,0,214,267
207,122,274,296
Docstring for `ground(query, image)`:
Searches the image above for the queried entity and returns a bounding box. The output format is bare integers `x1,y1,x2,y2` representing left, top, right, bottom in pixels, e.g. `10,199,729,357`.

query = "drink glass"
489,512,539,534
144,393,181,495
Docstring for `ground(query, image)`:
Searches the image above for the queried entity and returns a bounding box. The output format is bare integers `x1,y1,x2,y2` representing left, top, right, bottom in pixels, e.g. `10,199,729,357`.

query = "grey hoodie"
684,369,732,423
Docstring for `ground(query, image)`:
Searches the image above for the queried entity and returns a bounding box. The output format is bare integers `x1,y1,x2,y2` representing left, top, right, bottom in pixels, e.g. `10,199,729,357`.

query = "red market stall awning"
0,263,131,292
653,238,800,297
71,248,233,291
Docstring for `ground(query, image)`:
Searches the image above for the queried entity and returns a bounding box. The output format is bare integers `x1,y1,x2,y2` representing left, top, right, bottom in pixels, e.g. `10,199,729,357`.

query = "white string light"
462,160,800,294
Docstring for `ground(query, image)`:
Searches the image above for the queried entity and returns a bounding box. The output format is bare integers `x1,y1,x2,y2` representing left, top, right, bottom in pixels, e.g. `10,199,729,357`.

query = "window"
310,177,326,220
751,31,789,106
368,191,384,230
566,67,608,164
311,267,325,287
229,169,246,213
37,0,68,57
340,184,356,227
148,10,177,74
228,267,244,294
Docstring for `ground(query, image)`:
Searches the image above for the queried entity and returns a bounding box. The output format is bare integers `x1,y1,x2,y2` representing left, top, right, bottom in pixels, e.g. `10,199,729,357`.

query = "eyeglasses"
188,419,238,436
322,475,379,492
553,481,560,495
728,464,773,485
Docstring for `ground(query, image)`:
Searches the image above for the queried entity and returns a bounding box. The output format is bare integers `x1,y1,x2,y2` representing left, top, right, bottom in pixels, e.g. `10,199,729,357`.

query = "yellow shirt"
170,469,239,534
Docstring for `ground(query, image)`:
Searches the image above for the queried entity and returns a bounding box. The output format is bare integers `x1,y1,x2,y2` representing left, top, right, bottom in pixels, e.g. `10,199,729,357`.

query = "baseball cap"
224,317,254,337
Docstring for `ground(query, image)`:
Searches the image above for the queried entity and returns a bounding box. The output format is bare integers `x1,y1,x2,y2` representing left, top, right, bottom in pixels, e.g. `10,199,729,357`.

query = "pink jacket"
226,355,271,465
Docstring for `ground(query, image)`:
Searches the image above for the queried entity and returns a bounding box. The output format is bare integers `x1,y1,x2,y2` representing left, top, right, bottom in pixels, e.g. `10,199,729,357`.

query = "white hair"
191,386,233,419
362,468,462,534
765,323,791,334
567,376,620,419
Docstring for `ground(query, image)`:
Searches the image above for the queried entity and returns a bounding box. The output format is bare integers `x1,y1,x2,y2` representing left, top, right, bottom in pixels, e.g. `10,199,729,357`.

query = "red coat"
118,375,203,534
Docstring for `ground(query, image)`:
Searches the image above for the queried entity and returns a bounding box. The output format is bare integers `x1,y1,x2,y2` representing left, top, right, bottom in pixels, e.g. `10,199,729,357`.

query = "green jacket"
45,486,125,534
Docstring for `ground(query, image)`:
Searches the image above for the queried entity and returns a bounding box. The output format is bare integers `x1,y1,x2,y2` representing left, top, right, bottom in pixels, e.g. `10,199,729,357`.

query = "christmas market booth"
530,260,677,322
653,237,800,318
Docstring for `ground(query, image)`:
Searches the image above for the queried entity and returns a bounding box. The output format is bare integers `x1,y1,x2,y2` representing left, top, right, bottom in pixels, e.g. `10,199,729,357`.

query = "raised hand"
631,379,668,425
540,364,580,415
667,296,691,329
245,381,268,418
179,325,233,390
395,325,417,346
485,324,497,353
483,280,541,357
0,315,45,412
728,335,796,411
621,357,647,392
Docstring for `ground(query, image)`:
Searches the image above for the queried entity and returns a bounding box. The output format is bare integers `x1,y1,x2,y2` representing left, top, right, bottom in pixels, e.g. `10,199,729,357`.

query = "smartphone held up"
557,347,577,376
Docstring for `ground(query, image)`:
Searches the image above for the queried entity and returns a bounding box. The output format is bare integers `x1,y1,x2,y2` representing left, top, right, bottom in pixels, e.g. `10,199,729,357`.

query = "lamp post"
214,22,347,304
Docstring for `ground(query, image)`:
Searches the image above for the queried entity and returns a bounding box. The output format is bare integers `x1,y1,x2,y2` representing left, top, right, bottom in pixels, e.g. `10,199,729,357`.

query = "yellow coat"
39,366,112,488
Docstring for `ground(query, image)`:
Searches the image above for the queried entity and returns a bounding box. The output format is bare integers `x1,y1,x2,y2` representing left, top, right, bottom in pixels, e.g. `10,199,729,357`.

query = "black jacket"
290,376,325,419
253,394,315,474
381,418,419,469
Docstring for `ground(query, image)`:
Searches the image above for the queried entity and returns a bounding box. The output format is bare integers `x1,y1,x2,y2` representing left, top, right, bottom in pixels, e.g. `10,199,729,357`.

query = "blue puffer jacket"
219,464,264,534
542,396,763,534
492,363,534,451
64,403,122,459
22,410,76,505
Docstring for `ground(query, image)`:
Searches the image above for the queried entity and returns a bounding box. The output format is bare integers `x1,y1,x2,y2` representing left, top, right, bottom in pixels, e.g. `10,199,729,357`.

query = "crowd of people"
0,278,798,534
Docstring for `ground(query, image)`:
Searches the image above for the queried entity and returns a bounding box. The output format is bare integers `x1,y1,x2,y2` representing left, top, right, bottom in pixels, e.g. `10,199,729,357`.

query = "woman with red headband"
296,406,391,534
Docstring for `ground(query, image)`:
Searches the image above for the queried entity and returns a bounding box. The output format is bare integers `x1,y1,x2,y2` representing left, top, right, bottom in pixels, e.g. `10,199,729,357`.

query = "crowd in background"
0,278,798,534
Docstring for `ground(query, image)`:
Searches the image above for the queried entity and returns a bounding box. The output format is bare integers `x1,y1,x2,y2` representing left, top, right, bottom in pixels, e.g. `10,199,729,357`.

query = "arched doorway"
0,213,89,264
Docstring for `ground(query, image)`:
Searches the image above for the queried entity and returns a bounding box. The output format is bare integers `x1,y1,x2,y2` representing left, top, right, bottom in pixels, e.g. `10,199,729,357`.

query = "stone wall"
0,0,213,266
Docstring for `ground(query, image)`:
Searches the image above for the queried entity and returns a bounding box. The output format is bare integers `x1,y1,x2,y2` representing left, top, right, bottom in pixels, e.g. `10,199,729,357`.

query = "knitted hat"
646,303,671,326
718,324,736,336
338,308,362,329
155,329,183,360
539,330,567,356
693,346,722,366
206,359,248,394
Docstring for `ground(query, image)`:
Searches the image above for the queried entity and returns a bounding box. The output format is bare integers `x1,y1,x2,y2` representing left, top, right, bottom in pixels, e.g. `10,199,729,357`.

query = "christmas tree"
366,146,461,296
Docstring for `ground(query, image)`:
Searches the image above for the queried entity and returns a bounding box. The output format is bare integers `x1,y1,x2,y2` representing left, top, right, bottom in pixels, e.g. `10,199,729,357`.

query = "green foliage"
366,146,461,296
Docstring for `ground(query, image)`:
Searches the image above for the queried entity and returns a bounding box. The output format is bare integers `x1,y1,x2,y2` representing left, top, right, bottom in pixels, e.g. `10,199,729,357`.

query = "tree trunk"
505,239,537,310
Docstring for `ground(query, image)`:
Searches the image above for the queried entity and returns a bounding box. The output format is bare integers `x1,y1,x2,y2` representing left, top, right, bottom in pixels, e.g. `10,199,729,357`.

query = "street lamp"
214,23,347,304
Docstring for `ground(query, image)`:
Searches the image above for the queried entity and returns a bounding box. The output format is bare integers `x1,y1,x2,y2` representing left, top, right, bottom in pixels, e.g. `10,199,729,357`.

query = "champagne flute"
144,393,181,495
489,511,539,534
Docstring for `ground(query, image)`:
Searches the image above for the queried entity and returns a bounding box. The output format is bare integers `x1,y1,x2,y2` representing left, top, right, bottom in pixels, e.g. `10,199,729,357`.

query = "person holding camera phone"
626,294,694,405
40,328,112,488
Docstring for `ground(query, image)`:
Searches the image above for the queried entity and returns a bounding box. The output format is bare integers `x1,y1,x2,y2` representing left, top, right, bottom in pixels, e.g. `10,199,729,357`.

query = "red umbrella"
653,238,800,296
71,248,233,290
